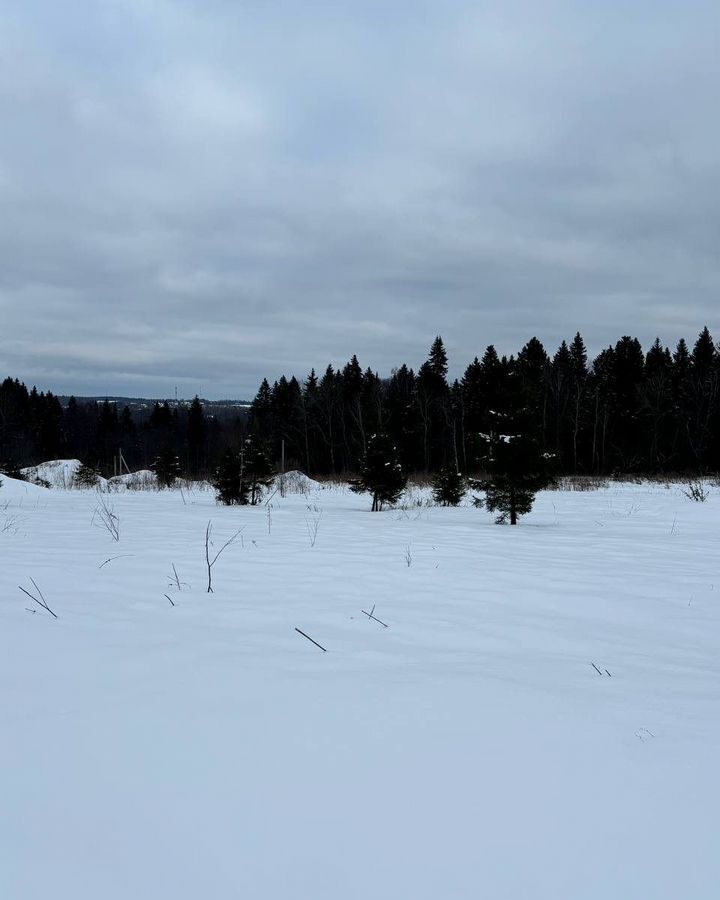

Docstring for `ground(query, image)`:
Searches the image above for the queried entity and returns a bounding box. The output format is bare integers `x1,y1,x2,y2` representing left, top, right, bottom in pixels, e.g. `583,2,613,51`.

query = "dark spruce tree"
73,461,100,488
350,432,407,511
152,448,182,488
212,449,249,506
472,371,555,524
186,396,206,477
432,465,466,506
243,437,276,505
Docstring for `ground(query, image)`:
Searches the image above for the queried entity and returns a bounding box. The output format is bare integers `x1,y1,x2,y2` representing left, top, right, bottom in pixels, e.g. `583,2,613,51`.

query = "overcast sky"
2,1,719,399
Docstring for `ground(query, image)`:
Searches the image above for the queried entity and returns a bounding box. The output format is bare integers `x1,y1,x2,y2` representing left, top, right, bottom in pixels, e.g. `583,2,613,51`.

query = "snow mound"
21,459,83,489
20,459,109,490
108,470,158,490
277,470,324,494
0,474,49,498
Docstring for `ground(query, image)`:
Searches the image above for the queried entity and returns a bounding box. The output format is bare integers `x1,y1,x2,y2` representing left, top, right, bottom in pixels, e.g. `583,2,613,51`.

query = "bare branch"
93,491,120,541
19,582,57,619
205,520,244,593
295,627,327,651
361,604,389,628
99,554,133,570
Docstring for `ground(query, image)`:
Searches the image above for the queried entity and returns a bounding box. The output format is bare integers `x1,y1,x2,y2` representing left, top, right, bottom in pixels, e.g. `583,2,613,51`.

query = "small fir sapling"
471,371,555,525
432,466,466,506
152,448,182,488
243,437,276,505
350,432,407,511
212,448,248,506
212,438,276,507
73,462,101,488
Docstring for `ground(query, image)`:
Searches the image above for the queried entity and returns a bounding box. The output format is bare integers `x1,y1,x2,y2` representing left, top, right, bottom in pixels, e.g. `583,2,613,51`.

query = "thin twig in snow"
205,521,244,593
98,554,133,569
19,580,57,618
295,627,327,651
361,604,389,627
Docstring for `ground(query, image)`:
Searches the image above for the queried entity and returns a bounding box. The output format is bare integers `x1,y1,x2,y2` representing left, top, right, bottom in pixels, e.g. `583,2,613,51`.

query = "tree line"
249,329,720,476
0,385,244,477
1,327,719,479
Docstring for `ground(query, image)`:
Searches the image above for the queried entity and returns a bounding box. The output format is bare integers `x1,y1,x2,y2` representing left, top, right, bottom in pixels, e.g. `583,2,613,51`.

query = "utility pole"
280,439,286,497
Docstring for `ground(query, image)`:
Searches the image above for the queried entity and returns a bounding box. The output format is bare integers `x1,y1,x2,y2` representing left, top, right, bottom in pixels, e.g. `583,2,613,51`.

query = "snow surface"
0,474,49,499
1,478,719,899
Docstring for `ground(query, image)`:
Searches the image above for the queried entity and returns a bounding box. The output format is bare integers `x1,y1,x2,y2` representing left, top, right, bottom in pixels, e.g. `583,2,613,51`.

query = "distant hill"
57,396,252,414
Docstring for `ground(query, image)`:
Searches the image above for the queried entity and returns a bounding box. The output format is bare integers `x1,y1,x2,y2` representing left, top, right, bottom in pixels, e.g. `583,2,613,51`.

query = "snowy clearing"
1,477,719,899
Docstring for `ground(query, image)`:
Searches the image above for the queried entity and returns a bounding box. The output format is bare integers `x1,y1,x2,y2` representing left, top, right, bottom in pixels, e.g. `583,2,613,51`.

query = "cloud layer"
2,0,719,397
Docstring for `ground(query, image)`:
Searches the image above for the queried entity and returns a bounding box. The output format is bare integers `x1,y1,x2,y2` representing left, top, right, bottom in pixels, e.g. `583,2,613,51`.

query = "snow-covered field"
1,475,719,899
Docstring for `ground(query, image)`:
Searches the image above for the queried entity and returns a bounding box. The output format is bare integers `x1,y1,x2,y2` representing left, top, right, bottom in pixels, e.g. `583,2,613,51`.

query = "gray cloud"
1,0,719,397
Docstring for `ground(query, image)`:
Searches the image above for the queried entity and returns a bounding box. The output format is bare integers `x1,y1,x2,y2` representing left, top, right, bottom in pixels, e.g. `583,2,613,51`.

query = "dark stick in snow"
99,554,133,570
361,604,389,627
19,582,57,619
295,628,326,651
205,521,243,593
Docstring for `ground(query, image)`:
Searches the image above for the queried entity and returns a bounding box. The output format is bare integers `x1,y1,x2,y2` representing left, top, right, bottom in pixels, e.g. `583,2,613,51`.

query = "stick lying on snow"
19,578,57,619
295,628,326,652
361,604,388,628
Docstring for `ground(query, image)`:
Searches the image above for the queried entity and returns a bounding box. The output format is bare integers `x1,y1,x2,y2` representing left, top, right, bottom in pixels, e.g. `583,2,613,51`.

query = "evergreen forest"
2,328,720,479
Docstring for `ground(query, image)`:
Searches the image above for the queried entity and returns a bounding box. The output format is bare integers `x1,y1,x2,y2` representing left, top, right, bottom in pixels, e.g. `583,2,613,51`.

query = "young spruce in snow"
432,466,466,506
472,372,555,524
350,432,407,511
73,462,101,488
244,437,275,505
212,438,275,506
152,448,182,488
212,448,248,506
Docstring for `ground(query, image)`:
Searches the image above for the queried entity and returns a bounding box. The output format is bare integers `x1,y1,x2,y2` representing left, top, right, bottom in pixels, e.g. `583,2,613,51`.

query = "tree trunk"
572,388,580,473
452,419,459,471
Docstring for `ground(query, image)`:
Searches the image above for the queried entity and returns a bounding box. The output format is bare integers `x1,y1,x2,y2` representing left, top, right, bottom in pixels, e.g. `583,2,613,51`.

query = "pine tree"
187,396,206,477
73,461,100,488
152,448,182,488
249,379,273,442
472,373,554,524
212,448,248,505
432,466,466,506
244,437,276,505
427,335,449,379
349,432,407,511
416,336,450,470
